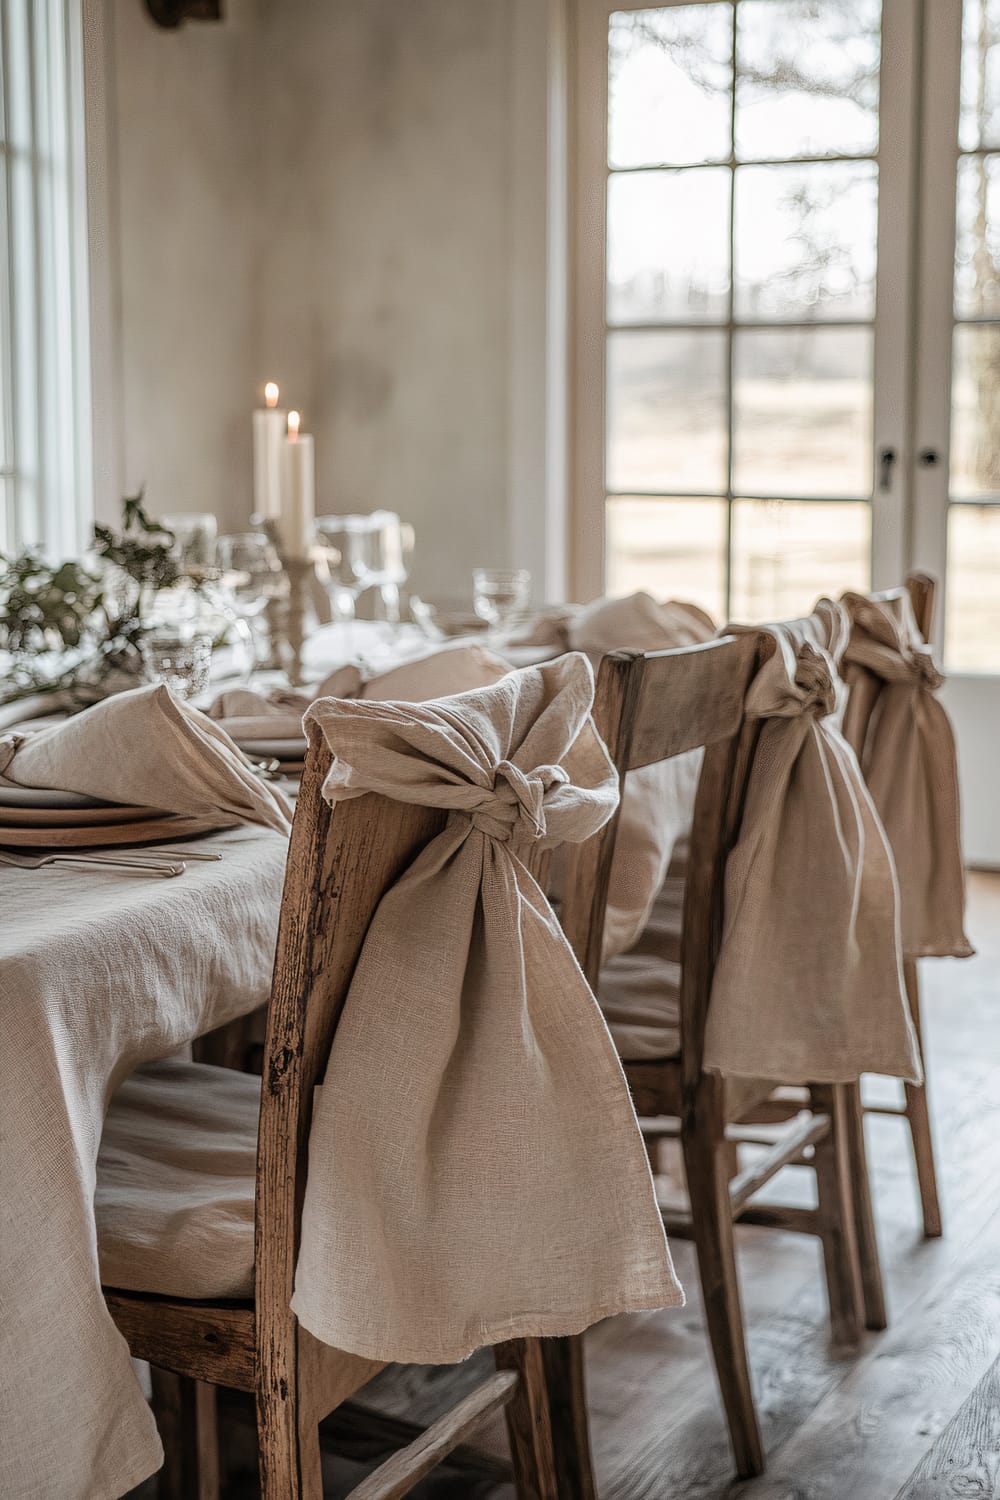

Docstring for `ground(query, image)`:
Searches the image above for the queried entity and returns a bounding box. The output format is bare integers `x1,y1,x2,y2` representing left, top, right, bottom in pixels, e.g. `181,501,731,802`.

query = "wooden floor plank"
893,1354,1000,1499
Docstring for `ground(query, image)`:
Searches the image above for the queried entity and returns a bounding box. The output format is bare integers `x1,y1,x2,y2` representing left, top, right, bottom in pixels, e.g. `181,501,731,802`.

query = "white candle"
279,409,315,560
252,381,287,520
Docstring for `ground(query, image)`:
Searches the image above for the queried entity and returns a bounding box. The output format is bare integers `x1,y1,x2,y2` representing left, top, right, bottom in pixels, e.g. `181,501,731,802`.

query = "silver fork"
78,847,223,868
0,849,185,877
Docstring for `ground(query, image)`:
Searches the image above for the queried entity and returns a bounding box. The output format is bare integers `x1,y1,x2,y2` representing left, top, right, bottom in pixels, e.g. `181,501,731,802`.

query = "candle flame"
287,410,301,439
264,381,279,408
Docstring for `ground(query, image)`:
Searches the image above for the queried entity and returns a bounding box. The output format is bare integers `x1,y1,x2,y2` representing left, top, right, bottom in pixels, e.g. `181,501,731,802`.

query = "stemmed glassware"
217,532,285,677
364,511,414,627
314,516,379,639
472,568,531,644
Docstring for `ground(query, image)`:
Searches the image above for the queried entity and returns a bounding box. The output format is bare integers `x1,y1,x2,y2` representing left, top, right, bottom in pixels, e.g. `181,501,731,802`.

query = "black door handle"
878,447,896,491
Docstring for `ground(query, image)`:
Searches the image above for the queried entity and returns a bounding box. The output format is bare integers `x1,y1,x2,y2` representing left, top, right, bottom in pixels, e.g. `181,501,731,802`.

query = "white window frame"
568,0,921,606
0,0,93,558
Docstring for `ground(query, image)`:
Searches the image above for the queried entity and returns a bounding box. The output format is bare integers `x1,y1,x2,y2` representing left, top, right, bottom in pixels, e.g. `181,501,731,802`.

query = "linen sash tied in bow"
842,591,972,960
703,604,922,1086
291,654,682,1364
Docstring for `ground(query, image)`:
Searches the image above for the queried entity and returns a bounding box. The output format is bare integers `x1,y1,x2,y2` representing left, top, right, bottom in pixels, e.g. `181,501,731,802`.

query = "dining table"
0,825,288,1498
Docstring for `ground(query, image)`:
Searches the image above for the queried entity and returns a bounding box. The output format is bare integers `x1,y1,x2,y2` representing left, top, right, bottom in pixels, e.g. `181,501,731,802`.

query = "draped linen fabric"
703,603,922,1085
208,643,510,744
0,682,291,831
841,590,973,960
292,654,683,1363
538,593,716,959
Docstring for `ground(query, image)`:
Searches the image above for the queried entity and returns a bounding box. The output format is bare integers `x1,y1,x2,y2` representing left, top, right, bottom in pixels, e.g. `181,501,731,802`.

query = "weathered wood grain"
893,1353,1000,1499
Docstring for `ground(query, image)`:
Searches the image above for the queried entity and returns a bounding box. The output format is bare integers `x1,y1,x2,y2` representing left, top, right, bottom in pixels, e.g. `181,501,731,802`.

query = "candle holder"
256,519,315,686
281,557,312,687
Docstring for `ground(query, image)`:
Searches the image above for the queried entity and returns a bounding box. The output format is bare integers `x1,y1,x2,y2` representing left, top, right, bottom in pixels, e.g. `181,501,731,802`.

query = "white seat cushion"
96,1057,259,1300
598,869,685,1061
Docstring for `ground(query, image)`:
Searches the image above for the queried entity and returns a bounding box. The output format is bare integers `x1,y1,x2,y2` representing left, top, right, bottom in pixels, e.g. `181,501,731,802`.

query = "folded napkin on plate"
208,644,512,744
292,653,682,1364
704,601,921,1085
0,683,292,832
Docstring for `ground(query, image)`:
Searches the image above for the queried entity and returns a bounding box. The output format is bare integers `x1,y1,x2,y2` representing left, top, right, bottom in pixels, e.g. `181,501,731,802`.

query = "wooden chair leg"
809,1084,864,1347
543,1335,597,1500
682,1084,764,1479
903,958,943,1239
494,1338,563,1500
843,1080,887,1331
150,1369,220,1500
256,1376,323,1500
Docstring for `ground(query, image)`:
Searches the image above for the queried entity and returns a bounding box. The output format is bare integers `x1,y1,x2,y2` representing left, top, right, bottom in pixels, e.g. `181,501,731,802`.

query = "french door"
571,0,1000,863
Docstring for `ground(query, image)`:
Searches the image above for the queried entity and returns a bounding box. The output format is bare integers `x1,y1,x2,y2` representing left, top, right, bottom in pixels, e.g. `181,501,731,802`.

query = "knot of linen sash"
468,760,569,843
843,594,945,693
794,641,838,718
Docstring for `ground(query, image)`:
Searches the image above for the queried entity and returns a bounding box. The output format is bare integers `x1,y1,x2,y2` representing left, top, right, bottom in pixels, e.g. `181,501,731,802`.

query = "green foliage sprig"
0,494,183,707
92,495,180,593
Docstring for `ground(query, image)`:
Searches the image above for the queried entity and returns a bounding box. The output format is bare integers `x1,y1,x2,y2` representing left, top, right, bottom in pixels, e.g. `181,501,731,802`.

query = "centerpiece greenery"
0,496,183,707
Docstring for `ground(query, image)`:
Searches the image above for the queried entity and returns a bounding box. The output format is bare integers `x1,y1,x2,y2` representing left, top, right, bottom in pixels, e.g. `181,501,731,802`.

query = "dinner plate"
0,815,234,849
0,785,113,810
0,803,166,828
234,737,308,760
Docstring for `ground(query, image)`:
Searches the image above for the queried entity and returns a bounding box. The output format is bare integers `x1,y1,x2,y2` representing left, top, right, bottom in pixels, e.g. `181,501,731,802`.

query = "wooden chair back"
253,719,552,1362
841,572,936,758
559,634,764,1097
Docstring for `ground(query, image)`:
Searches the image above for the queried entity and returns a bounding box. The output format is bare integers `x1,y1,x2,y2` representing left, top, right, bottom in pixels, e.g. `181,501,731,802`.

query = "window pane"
607,330,729,493
730,499,870,621
609,5,733,169
735,0,881,161
951,324,1000,498
732,328,873,497
960,0,1000,151
955,154,1000,319
608,168,731,325
606,496,728,620
945,504,1000,670
734,161,877,320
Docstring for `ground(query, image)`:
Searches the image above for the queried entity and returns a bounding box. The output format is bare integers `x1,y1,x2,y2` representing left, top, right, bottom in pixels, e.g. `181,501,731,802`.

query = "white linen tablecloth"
0,826,287,1500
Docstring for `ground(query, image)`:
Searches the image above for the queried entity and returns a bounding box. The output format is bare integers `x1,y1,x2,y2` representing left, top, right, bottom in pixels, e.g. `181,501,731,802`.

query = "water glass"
140,629,213,701
472,568,531,641
160,513,219,577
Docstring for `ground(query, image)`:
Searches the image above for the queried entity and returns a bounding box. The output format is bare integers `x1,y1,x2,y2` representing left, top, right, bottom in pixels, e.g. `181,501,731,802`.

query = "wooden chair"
99,724,587,1500
555,635,871,1480
841,572,944,1244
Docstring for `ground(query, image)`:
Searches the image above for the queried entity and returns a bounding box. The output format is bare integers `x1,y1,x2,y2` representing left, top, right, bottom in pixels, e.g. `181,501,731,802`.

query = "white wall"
92,0,561,598
106,0,261,526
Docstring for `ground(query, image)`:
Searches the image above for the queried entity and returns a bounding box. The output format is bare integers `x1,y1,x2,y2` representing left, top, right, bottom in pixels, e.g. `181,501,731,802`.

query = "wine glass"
365,511,412,627
472,568,531,644
217,532,285,677
314,516,379,648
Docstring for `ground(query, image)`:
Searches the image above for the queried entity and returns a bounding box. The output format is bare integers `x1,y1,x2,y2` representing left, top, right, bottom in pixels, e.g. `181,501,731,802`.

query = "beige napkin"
841,591,973,960
557,593,717,959
291,654,682,1364
703,602,921,1085
0,683,292,832
208,645,510,743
